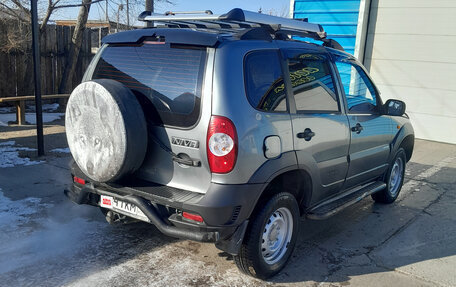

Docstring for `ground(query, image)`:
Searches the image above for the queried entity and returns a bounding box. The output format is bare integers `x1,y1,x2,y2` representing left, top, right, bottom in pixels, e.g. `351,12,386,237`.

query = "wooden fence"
0,20,108,99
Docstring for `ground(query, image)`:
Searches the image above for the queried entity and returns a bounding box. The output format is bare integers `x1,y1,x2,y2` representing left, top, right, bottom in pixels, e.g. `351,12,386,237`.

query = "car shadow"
1,141,455,286
270,164,456,284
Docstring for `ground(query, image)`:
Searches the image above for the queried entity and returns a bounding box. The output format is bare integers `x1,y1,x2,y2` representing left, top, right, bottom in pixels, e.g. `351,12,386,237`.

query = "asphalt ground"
0,120,455,287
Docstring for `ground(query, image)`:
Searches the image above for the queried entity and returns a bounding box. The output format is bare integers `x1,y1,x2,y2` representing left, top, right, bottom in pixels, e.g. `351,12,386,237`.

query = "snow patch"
0,141,15,146
50,148,70,153
0,113,64,126
0,106,14,113
0,191,44,227
0,190,97,275
0,103,60,115
28,103,60,112
0,141,43,168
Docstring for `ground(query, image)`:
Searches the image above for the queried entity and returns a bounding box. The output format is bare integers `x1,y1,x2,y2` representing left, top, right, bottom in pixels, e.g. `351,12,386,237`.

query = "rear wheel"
372,148,406,203
234,192,299,279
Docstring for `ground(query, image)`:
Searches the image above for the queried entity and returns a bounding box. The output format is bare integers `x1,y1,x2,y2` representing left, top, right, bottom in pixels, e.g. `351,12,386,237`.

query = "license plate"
100,195,149,222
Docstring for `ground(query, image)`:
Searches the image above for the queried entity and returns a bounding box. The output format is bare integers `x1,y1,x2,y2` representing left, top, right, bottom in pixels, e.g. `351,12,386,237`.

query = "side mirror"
384,99,406,116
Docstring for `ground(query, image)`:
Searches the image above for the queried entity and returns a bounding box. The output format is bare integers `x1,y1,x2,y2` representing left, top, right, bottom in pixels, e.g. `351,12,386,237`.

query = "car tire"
66,79,148,183
234,192,299,279
372,148,407,204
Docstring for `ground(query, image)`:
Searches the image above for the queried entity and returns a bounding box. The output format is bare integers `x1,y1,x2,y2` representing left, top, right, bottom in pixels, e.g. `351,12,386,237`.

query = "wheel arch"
390,122,415,163
400,134,414,162
250,168,313,217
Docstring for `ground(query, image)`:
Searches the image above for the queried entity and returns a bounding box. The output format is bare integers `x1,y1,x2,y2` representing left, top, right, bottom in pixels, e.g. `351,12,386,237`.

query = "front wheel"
372,148,407,203
234,192,299,279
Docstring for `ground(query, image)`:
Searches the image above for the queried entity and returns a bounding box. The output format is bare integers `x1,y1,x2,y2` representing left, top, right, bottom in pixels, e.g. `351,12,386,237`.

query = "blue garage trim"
292,0,360,56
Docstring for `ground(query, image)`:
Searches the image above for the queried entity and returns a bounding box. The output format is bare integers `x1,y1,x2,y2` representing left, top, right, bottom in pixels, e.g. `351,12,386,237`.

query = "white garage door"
363,0,456,144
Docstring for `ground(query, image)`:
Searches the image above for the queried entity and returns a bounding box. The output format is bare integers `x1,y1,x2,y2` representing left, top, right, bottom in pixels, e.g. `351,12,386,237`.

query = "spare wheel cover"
65,79,147,182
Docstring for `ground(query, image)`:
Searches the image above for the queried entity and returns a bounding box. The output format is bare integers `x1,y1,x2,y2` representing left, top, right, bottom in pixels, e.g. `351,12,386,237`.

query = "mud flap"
215,220,249,255
64,186,89,205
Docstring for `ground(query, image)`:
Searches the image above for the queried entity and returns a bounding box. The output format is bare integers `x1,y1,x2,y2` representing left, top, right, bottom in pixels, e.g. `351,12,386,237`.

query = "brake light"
143,41,166,45
182,212,204,223
207,116,238,173
73,176,86,185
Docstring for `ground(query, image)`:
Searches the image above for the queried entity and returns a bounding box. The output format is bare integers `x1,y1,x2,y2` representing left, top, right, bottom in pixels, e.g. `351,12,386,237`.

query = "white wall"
364,0,456,144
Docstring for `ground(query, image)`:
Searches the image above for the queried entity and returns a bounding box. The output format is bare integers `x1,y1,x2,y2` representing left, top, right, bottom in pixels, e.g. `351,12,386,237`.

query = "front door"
333,55,393,188
283,49,350,204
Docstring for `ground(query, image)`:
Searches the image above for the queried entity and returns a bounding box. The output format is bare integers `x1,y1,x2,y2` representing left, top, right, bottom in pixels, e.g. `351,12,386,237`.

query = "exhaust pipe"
105,210,139,225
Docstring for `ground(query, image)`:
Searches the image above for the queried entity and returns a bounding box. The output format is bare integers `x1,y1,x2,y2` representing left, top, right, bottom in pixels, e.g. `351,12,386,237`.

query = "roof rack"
138,8,327,40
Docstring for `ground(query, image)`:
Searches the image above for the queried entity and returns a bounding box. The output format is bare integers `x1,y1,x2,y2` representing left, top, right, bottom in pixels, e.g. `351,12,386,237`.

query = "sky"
51,0,291,25
153,0,290,15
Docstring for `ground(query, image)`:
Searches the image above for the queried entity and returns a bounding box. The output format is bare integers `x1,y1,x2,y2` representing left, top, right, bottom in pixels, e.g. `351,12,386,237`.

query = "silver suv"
64,9,414,279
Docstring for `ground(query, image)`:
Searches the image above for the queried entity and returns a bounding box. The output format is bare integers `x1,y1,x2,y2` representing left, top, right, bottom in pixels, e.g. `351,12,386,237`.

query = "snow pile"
50,147,70,153
0,103,60,114
0,141,43,168
27,103,60,112
0,106,14,113
0,113,64,126
0,189,43,227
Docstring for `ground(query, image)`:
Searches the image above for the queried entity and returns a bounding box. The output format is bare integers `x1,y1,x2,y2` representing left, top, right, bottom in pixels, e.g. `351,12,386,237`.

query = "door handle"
351,123,364,134
297,128,315,141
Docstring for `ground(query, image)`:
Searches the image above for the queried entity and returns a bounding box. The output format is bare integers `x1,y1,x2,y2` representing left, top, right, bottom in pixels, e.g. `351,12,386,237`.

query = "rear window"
92,42,206,127
244,50,287,113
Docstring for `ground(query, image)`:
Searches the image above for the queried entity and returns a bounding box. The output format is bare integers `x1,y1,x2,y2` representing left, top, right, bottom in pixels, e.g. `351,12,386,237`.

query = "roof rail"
138,8,327,40
164,10,214,16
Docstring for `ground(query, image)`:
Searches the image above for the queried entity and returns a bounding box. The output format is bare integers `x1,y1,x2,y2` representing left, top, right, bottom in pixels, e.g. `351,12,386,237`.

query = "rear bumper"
65,166,264,253
65,186,220,242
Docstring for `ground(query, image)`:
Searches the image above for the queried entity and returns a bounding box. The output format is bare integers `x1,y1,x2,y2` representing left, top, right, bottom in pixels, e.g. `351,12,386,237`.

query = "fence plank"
0,53,16,98
0,22,95,99
15,53,32,96
57,25,65,93
40,26,49,95
0,53,9,97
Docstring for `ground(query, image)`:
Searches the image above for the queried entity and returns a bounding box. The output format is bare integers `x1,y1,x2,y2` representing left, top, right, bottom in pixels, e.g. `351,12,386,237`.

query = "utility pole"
145,0,153,27
105,0,109,22
31,0,44,156
126,0,129,29
117,4,123,32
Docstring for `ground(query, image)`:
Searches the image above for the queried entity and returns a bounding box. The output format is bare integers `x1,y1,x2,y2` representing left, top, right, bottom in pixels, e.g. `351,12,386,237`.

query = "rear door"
332,53,393,188
283,49,350,203
91,40,214,193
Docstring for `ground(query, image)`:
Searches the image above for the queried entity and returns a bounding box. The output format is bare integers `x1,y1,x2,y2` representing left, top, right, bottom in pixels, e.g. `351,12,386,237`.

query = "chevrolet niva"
64,9,414,279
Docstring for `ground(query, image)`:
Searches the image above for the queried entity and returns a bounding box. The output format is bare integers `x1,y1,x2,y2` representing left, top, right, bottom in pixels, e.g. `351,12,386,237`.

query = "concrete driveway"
0,139,455,287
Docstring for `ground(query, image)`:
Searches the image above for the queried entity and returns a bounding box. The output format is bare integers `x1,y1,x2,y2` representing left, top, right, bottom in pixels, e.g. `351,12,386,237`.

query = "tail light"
207,116,238,173
182,212,204,223
73,176,86,185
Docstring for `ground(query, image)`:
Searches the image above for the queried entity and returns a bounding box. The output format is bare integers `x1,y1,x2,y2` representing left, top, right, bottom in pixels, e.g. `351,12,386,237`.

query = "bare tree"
0,0,31,22
58,0,92,93
0,0,104,33
128,0,173,27
1,0,102,94
263,5,290,18
1,0,174,94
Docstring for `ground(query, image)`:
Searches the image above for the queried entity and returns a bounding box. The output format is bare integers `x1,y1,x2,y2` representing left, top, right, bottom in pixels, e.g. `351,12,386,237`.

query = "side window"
335,59,378,113
244,50,287,112
286,52,339,112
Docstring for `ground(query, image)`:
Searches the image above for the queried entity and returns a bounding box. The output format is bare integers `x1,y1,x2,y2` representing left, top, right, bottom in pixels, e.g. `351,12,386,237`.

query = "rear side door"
283,49,350,204
332,53,393,188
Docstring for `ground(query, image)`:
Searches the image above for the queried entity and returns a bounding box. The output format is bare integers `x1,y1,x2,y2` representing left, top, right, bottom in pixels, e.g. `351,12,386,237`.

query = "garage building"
290,0,456,144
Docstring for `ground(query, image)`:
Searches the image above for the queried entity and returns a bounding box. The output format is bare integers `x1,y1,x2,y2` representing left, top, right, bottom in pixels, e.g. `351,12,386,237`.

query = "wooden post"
15,100,26,125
